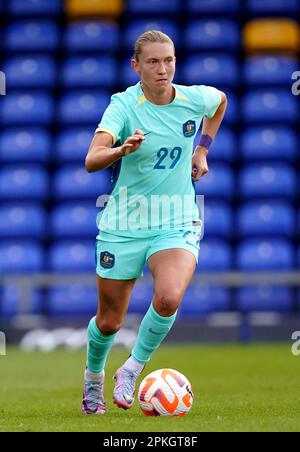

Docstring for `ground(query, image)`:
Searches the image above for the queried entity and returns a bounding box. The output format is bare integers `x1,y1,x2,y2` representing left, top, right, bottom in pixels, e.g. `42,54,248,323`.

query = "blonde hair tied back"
133,30,175,61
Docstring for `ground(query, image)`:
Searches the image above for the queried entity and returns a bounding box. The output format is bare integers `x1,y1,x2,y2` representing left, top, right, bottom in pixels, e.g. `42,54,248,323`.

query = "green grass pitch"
0,343,300,432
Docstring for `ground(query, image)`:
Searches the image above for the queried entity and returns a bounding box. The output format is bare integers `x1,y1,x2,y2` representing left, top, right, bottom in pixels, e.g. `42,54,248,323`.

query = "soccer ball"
138,368,193,416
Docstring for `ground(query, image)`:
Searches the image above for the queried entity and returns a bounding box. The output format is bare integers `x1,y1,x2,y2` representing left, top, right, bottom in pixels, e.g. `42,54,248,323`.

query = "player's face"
132,42,176,94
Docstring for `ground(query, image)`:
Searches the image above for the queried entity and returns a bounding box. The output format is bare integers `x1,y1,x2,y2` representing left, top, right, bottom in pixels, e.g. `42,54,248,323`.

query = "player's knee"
96,317,122,336
154,290,181,316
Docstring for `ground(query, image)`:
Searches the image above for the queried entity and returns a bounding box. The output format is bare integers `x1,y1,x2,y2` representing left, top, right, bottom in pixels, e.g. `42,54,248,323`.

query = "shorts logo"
183,120,196,137
183,230,200,248
100,251,115,269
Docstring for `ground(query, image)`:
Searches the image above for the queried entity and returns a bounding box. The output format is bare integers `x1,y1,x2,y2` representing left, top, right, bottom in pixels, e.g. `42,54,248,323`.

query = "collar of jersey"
136,82,177,108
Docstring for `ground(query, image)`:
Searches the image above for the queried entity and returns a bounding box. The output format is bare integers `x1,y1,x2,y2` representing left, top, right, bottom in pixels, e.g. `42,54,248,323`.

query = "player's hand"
191,146,209,181
119,129,145,156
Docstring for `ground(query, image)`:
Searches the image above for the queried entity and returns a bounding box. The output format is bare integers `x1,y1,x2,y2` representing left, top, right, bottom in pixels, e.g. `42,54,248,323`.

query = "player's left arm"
192,91,227,181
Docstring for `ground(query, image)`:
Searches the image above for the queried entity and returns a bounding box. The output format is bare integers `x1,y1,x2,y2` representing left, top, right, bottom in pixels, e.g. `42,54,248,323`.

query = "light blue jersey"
95,82,221,239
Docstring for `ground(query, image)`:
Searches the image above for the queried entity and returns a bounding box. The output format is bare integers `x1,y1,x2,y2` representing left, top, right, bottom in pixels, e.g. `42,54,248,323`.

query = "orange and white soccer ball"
138,368,193,416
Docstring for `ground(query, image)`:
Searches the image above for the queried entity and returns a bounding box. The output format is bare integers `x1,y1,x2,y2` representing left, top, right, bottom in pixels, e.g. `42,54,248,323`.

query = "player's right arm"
85,129,145,173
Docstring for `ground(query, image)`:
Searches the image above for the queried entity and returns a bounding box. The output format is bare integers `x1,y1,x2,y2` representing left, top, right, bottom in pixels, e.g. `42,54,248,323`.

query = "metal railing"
2,271,300,316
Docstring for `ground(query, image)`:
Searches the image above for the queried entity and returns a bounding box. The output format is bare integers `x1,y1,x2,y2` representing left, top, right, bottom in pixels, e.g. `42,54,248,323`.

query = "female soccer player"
82,30,227,414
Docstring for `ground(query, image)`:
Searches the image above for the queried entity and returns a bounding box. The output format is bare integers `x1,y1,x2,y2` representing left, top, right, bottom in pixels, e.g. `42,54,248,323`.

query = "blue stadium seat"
181,284,230,315
197,239,233,271
203,201,233,238
8,0,62,16
50,203,98,238
121,60,140,87
53,166,111,200
187,0,239,14
47,285,97,316
5,21,59,51
3,56,56,88
194,163,234,199
1,285,43,318
186,21,239,50
126,0,180,14
0,128,51,163
240,126,297,161
124,20,179,50
242,90,297,123
298,290,300,310
0,92,54,125
61,56,117,88
237,239,294,270
237,201,295,237
236,286,293,312
0,241,44,273
0,203,46,238
0,165,49,200
58,91,110,125
129,279,153,314
55,128,93,162
64,21,119,52
194,126,235,162
48,241,95,272
183,55,238,86
239,163,296,198
247,0,299,14
223,92,238,124
244,56,298,86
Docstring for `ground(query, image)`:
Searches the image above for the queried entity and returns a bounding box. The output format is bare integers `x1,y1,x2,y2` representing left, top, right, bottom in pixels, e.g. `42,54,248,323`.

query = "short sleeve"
194,85,222,119
95,94,127,145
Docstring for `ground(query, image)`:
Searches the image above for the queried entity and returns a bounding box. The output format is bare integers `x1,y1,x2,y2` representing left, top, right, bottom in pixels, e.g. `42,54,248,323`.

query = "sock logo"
149,328,161,335
100,251,115,268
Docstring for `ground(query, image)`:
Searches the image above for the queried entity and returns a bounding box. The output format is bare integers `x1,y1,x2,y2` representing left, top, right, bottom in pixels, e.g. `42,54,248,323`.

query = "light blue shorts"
95,227,201,280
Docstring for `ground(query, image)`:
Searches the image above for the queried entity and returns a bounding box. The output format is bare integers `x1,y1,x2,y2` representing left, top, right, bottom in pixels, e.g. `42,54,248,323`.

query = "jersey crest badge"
183,120,196,137
100,251,115,269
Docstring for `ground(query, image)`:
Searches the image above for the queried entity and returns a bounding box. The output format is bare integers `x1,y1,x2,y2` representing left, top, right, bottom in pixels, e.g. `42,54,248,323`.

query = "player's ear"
131,58,141,75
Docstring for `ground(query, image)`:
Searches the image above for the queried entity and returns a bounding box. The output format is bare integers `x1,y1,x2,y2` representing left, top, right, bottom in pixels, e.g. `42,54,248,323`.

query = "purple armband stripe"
199,134,213,149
